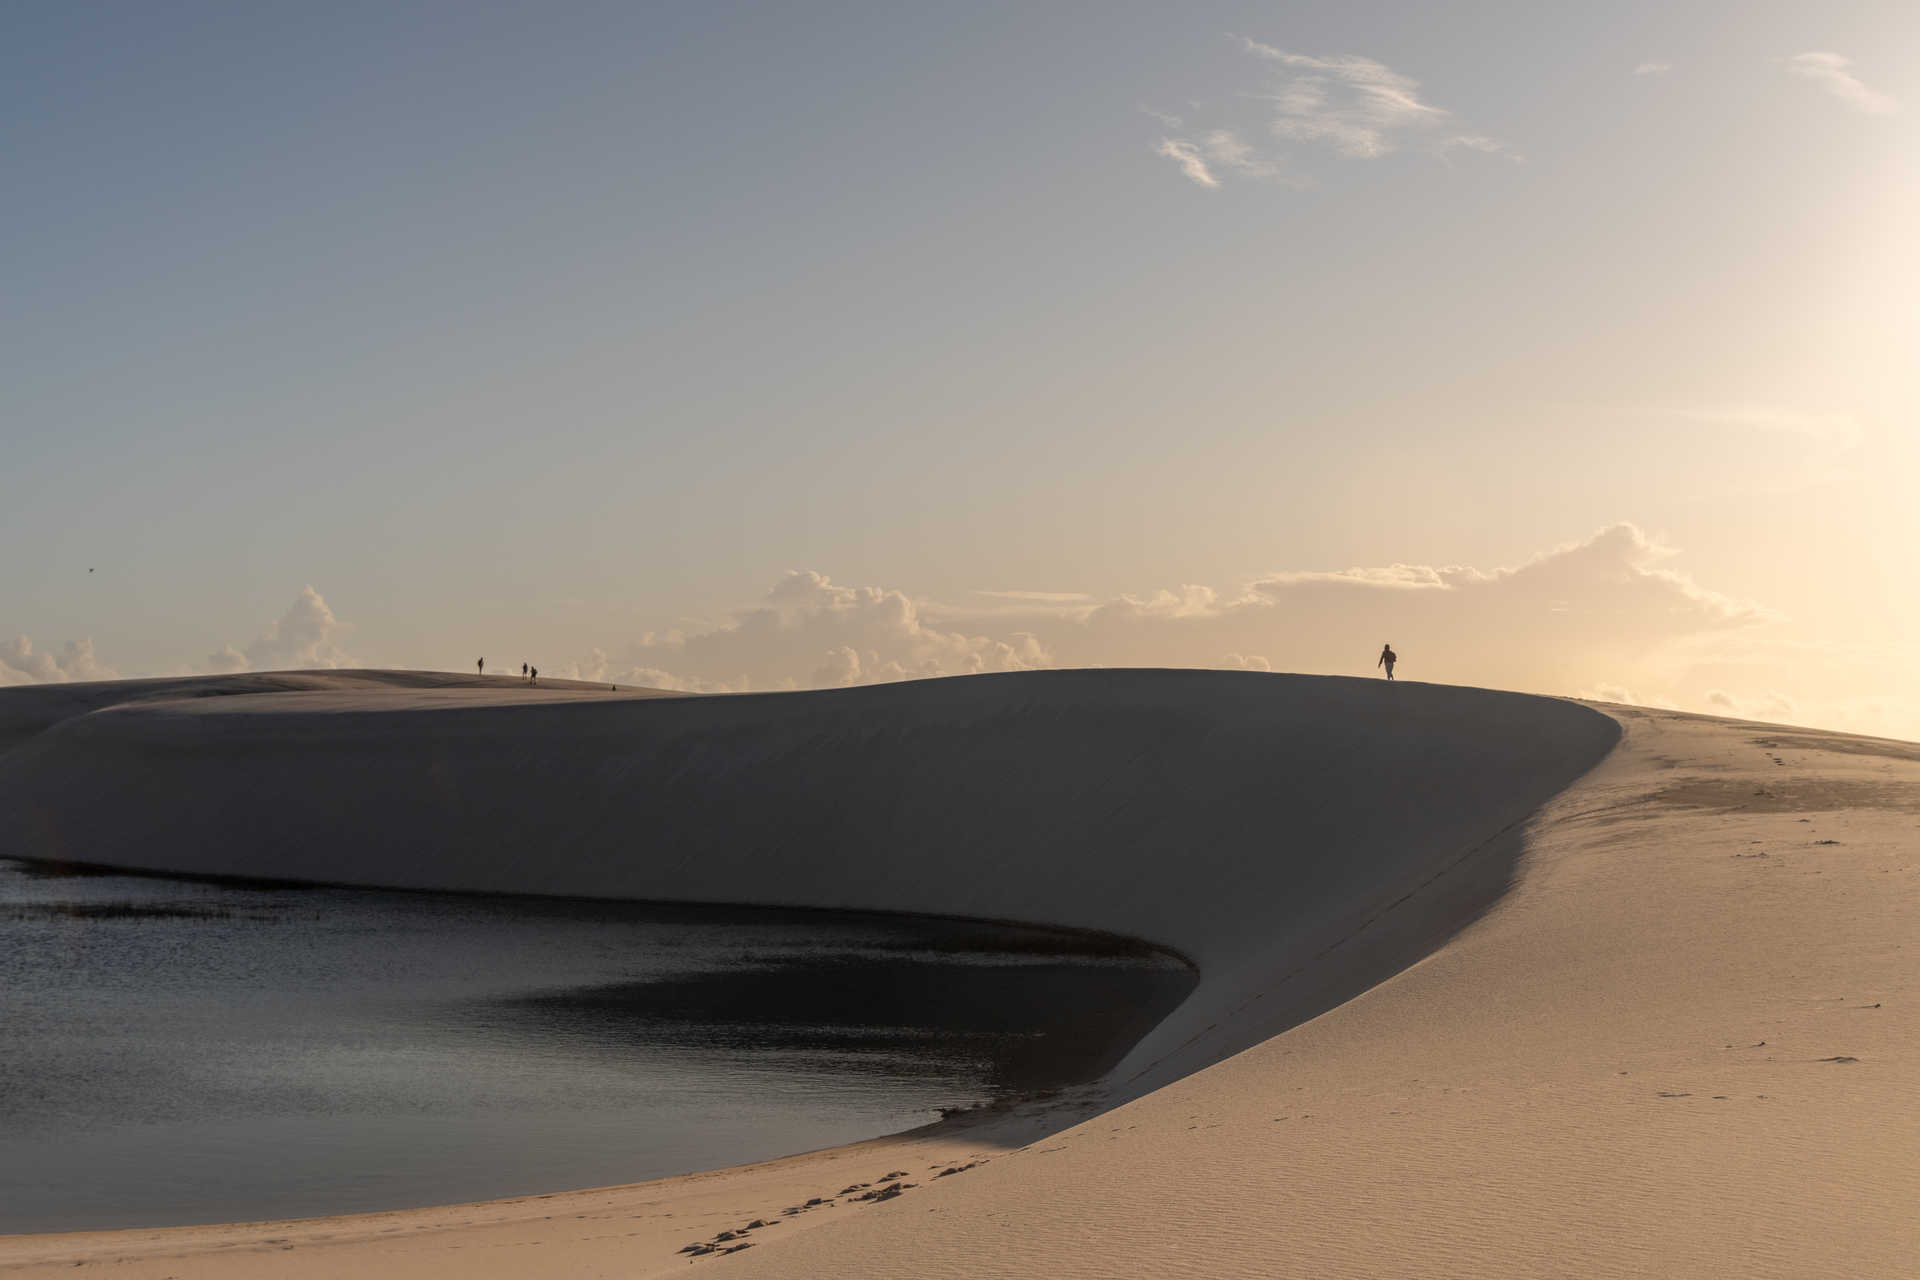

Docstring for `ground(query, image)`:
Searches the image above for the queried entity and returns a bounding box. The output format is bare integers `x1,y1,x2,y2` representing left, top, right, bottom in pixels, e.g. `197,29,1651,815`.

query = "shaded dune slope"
0,669,1618,1089
0,668,669,756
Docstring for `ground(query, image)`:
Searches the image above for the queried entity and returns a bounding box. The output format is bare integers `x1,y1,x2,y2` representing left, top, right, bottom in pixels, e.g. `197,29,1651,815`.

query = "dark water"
0,859,1192,1233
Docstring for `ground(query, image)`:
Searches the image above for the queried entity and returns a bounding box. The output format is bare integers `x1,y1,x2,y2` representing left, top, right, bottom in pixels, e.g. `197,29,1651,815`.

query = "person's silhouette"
1378,644,1397,680
529,666,538,685
521,662,528,679
477,657,484,676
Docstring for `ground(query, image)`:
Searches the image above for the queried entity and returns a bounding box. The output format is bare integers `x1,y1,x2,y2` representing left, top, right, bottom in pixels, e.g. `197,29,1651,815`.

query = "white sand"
2,671,1914,1277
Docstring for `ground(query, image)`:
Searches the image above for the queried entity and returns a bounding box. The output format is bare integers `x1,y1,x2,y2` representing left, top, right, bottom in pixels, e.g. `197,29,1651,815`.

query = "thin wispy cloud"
1154,128,1298,189
1153,36,1512,188
1439,133,1521,161
1155,137,1220,188
1237,38,1447,159
1784,52,1898,115
1198,129,1285,179
1633,61,1673,76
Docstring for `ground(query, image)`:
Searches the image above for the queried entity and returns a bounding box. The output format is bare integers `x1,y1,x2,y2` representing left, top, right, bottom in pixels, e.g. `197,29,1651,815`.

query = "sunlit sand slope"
5,680,1914,1277
698,706,1920,1280
0,669,1615,1087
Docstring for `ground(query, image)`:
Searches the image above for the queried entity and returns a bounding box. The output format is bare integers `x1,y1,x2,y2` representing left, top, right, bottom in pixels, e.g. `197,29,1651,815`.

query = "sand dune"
0,669,1613,1089
2,670,1915,1277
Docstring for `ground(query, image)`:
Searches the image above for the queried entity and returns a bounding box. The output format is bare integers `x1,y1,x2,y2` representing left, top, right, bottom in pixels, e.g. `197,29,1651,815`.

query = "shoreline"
1,857,1199,971
0,1086,1090,1274
0,668,1619,1095
10,671,1913,1274
0,669,1621,1273
0,860,1191,1237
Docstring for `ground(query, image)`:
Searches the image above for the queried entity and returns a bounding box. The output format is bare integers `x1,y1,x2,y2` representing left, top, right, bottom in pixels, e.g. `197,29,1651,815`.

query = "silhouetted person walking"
521,662,528,679
529,666,537,685
477,657,484,676
1378,644,1397,680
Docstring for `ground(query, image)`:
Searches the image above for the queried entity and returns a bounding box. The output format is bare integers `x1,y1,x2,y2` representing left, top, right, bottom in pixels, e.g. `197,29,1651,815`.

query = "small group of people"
477,658,537,684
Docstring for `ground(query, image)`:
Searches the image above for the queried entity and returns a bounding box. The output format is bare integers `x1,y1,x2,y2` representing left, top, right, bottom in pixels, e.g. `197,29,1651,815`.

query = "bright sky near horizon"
5,1,1916,738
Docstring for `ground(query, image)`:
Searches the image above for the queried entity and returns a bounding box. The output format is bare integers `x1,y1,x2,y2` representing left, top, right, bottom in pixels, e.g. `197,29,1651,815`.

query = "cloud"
1002,524,1766,694
1785,52,1898,115
0,635,117,686
1633,61,1673,76
1200,128,1288,179
1439,133,1522,161
564,525,1769,710
1155,131,1288,188
1641,630,1920,739
1153,38,1510,187
972,589,1097,604
206,586,355,673
1238,40,1450,159
553,647,740,694
812,645,866,688
1155,137,1219,188
565,570,1053,693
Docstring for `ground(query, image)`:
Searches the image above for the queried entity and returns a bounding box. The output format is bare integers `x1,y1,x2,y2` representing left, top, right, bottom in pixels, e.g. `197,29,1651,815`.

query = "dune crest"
0,669,1615,1089
5,677,1916,1274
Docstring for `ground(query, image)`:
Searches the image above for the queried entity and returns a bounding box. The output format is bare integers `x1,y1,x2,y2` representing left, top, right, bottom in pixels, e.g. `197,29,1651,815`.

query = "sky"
4,1,1916,738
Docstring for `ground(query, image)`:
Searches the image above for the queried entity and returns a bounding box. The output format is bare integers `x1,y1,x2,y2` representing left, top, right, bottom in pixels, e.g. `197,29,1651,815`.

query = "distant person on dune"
1378,644,1397,680
521,662,528,678
477,657,484,676
529,666,537,685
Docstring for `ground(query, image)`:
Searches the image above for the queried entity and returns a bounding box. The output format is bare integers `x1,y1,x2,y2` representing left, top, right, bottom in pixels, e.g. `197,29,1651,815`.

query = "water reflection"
0,859,1192,1231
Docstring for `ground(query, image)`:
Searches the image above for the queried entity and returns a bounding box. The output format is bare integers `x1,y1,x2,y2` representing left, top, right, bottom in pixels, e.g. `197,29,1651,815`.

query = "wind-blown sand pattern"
2,669,1916,1277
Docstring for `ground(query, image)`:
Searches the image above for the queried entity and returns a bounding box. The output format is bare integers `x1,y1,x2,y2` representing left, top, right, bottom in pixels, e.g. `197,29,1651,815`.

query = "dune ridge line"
0,668,1618,1090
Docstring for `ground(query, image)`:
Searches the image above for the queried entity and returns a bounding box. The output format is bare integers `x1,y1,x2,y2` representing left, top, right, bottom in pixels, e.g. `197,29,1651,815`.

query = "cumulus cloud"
813,645,866,688
554,646,742,693
566,524,1768,707
206,586,355,673
1785,52,1898,115
971,524,1765,696
0,635,117,686
1153,37,1511,188
972,589,1096,604
563,571,1052,693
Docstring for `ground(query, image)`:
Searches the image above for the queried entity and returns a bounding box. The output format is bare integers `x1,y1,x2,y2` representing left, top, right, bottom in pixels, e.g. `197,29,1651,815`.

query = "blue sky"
5,1,1915,734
